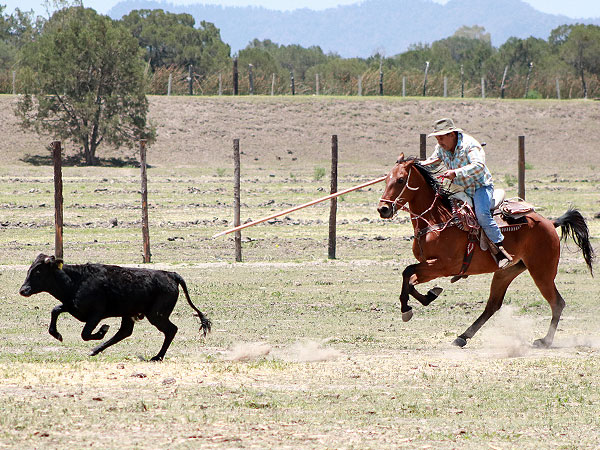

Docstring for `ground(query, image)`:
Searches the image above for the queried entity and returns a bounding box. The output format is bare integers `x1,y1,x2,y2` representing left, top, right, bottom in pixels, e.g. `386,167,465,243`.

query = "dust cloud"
222,339,343,362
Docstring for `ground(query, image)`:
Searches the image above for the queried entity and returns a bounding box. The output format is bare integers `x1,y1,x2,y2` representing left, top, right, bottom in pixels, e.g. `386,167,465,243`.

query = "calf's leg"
81,316,110,341
49,304,65,342
145,295,179,361
90,317,135,356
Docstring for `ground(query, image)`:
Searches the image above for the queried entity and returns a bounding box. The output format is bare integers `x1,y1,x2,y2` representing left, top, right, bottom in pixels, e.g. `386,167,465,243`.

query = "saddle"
450,189,535,238
448,190,535,277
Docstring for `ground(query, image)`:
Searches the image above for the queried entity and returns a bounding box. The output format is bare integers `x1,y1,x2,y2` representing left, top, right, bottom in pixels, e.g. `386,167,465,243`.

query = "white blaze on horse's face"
377,159,413,219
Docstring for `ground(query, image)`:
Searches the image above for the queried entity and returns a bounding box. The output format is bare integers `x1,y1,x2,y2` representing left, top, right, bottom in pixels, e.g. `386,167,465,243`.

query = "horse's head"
377,153,420,219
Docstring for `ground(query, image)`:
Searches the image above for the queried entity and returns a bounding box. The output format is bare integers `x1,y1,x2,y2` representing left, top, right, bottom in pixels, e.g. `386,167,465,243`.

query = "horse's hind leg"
453,261,527,347
529,272,565,348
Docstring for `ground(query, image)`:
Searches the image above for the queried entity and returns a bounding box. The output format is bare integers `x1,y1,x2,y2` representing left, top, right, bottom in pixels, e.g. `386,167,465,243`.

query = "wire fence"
4,65,599,99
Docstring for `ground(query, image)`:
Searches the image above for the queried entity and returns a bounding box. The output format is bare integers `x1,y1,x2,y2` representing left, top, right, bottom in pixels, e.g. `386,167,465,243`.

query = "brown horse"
377,154,595,348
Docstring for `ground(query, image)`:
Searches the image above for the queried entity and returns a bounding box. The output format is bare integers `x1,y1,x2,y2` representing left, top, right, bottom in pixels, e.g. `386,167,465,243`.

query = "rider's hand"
440,170,456,181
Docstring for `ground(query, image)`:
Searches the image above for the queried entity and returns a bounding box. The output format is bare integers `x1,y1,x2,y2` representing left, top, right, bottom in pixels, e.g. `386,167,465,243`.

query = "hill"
2,95,598,180
107,0,600,57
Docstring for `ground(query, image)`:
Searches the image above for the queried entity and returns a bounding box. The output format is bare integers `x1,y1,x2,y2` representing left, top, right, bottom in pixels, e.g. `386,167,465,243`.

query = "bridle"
378,167,418,216
379,165,443,232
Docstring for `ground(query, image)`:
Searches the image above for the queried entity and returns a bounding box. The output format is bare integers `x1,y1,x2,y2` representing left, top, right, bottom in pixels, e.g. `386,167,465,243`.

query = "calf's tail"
553,208,595,276
174,273,212,336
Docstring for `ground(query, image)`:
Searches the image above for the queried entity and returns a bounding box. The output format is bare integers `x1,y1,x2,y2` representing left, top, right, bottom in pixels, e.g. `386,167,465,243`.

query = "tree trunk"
83,140,97,165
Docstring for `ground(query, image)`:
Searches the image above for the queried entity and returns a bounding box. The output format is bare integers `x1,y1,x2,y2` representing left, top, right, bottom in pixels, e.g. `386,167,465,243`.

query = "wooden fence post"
556,78,561,100
460,65,464,98
12,71,16,95
328,135,338,260
218,73,223,96
518,136,526,200
481,77,485,99
422,61,429,96
443,76,447,97
51,141,63,260
420,134,427,160
379,63,384,96
271,73,275,96
167,73,172,96
140,140,151,263
290,71,295,95
402,76,406,97
500,65,508,99
233,139,242,262
358,76,362,96
316,73,320,95
233,58,239,95
188,65,193,96
524,62,533,98
248,64,254,95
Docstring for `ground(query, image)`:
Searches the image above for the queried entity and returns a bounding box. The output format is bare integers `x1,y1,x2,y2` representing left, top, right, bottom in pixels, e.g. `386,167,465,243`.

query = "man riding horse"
421,118,512,269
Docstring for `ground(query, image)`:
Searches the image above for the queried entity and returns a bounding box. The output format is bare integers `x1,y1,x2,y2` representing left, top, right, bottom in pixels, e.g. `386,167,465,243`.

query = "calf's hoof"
50,332,63,342
98,324,110,338
401,308,413,322
452,337,467,348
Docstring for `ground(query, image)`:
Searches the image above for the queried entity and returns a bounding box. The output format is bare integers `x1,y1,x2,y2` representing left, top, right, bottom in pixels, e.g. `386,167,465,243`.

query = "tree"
245,39,329,81
15,6,154,165
120,9,230,76
0,6,44,71
558,24,600,98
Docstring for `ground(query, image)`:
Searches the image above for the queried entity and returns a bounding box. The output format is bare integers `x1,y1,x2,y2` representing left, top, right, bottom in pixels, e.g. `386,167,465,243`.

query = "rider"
421,118,512,269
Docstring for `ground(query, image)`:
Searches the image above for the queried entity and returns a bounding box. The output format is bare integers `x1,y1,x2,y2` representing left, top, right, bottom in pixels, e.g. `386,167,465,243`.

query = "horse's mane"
398,156,454,213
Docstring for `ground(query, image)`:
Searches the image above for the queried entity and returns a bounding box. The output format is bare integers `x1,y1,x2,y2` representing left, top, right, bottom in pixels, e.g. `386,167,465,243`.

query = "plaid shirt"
422,132,493,197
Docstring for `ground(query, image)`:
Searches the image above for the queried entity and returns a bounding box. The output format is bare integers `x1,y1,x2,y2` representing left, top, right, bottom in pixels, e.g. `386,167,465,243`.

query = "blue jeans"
473,185,504,244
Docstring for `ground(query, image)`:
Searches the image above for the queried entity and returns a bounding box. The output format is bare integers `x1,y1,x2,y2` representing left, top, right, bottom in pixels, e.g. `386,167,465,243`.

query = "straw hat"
427,118,463,137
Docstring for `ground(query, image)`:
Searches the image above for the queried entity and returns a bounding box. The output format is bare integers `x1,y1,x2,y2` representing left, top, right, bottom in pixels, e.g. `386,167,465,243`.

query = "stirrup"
493,246,513,269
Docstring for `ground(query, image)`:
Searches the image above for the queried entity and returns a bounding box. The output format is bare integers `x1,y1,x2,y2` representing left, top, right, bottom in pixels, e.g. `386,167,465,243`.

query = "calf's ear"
43,255,63,270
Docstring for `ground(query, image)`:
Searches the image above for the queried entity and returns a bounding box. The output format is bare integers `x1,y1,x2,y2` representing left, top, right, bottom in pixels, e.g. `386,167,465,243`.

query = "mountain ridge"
107,0,600,57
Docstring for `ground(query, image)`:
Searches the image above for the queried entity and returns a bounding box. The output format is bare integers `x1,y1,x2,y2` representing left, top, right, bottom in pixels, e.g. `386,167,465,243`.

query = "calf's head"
19,254,64,297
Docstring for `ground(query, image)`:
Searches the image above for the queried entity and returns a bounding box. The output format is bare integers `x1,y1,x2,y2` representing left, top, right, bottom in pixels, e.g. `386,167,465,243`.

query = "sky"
3,0,600,19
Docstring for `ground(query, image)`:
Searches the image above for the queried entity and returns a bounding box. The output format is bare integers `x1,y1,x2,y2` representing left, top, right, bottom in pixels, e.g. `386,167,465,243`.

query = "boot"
492,241,513,269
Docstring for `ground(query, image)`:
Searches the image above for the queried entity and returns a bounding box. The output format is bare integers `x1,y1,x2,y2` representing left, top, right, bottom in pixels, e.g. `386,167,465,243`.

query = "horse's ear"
398,153,405,162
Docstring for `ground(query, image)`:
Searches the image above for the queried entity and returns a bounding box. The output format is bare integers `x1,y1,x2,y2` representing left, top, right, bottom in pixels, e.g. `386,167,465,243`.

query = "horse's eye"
396,178,405,185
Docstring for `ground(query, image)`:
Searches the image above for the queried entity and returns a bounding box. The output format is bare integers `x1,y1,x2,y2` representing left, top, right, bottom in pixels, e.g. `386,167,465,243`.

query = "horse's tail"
173,273,212,336
553,208,595,276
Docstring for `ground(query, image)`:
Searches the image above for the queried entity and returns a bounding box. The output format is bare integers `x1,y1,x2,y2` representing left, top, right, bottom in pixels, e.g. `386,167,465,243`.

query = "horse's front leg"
400,261,445,322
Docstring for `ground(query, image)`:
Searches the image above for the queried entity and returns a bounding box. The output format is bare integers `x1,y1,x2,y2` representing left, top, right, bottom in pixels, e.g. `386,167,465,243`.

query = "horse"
377,154,595,348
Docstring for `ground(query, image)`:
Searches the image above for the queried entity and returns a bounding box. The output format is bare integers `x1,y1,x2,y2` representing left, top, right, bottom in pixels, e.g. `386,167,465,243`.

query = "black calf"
19,254,211,361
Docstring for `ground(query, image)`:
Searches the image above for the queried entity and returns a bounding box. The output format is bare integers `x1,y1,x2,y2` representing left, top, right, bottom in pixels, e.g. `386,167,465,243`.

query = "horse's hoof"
401,309,413,322
533,338,550,348
428,286,443,299
452,337,467,347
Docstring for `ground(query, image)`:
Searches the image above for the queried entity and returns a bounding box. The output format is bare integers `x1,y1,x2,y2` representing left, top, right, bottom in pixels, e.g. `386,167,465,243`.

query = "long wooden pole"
212,175,387,238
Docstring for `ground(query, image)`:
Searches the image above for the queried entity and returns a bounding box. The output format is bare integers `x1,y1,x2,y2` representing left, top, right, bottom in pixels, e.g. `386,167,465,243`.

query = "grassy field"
0,96,599,449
